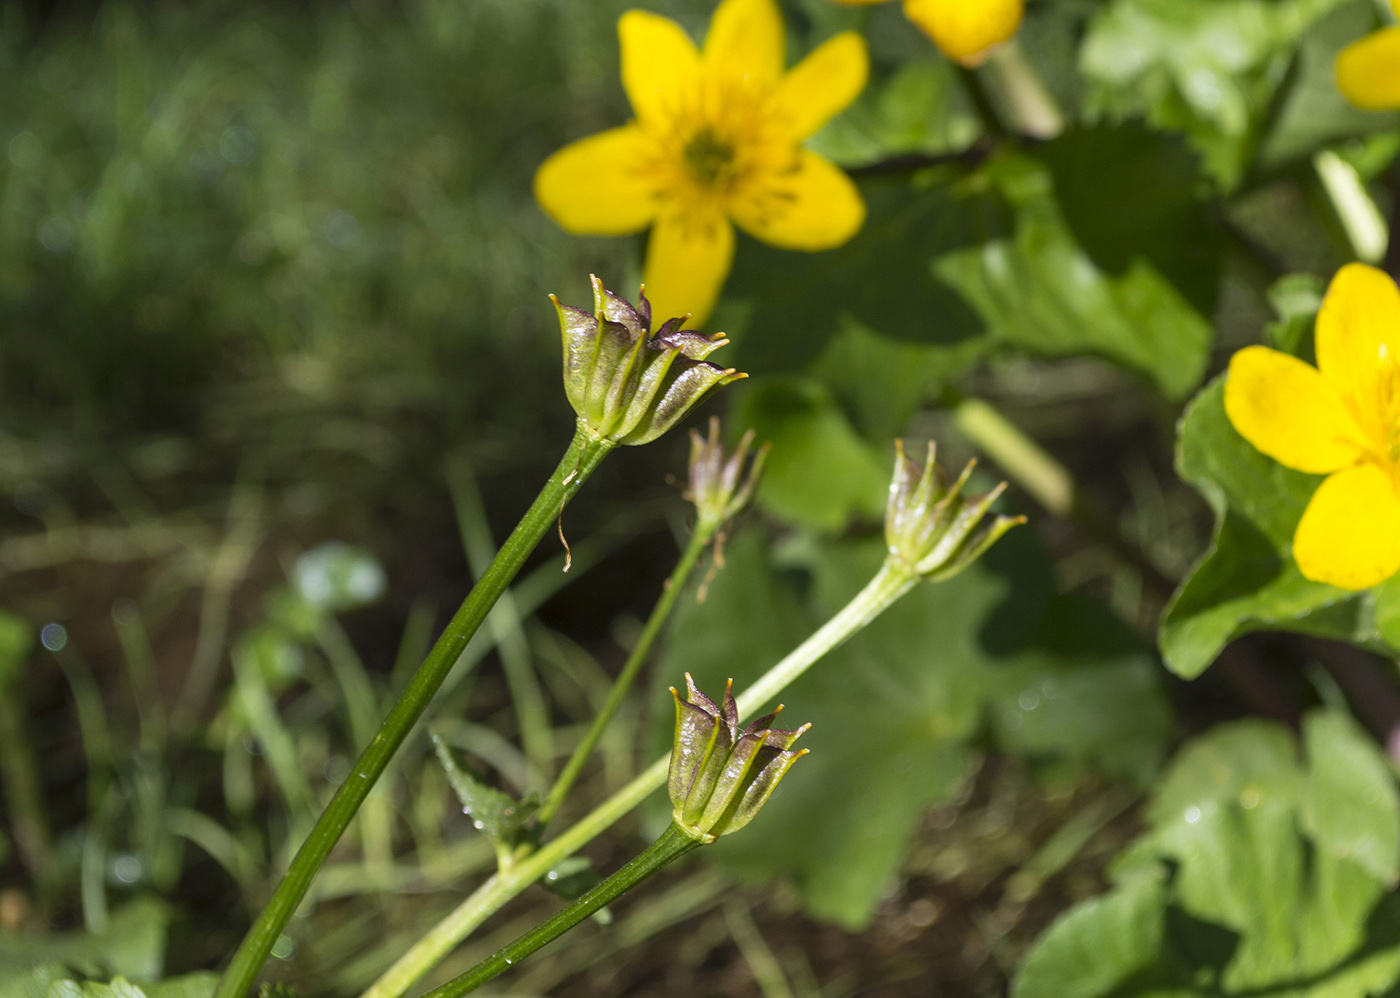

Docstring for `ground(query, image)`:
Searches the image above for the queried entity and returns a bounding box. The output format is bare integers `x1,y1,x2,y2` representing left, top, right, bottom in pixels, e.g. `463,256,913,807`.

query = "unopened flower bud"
668,675,808,844
554,276,745,446
685,418,768,533
885,440,1024,580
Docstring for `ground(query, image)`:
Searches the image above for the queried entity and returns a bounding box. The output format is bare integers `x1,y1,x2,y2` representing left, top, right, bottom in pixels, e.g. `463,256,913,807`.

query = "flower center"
683,128,736,188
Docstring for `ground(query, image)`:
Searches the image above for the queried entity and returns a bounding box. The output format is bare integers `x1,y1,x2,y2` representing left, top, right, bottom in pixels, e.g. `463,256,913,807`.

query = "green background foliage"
657,528,1170,929
1015,712,1400,998
2,0,1400,993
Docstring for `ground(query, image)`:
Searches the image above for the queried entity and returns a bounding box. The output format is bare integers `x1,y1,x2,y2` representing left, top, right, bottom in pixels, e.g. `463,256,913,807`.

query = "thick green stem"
215,425,613,998
534,524,711,832
360,560,915,998
425,825,698,998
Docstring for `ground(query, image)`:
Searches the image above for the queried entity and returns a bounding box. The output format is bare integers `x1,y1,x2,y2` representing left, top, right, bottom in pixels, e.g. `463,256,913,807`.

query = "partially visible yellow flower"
832,0,1022,66
534,0,869,327
1225,264,1400,591
1337,0,1400,110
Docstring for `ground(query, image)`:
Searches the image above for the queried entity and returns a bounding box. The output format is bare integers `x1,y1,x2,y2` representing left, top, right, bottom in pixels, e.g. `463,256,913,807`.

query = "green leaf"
1012,870,1168,998
143,972,218,998
731,379,890,533
1160,377,1388,678
0,966,69,998
932,153,1214,399
1015,712,1400,998
720,173,1001,378
808,321,987,443
1079,0,1352,187
538,857,601,901
657,528,1170,928
430,733,537,856
1036,123,1222,316
807,56,980,165
991,595,1173,787
1174,377,1320,547
1263,274,1325,360
0,899,167,986
50,978,149,998
43,977,214,998
726,147,1215,435
1374,574,1400,649
1300,711,1400,885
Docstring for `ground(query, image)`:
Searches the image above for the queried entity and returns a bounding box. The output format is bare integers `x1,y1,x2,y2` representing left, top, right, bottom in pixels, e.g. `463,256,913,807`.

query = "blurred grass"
0,0,698,986
0,0,668,448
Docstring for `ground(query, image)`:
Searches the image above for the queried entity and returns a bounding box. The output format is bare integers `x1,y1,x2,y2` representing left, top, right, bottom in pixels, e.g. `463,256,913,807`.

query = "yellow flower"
1225,264,1400,591
533,0,869,328
831,0,1022,67
1336,0,1400,110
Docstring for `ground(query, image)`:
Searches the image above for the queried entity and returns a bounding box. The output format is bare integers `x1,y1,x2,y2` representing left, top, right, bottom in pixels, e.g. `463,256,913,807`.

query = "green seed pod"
554,276,745,446
667,675,809,844
685,417,769,533
885,440,1024,581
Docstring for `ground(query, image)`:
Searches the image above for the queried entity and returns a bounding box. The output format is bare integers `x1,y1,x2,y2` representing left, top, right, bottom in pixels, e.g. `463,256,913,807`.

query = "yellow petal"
643,208,735,328
901,0,1023,66
704,0,785,87
1294,463,1400,591
1315,263,1400,400
730,150,866,251
1224,345,1366,474
1337,27,1400,112
534,126,660,235
771,32,870,140
619,10,701,125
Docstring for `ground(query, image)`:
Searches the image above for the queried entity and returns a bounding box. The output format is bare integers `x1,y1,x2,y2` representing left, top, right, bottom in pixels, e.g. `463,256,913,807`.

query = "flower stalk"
534,420,765,835
426,676,808,996
359,558,915,998
531,527,707,833
219,279,741,998
215,427,613,998
424,825,701,998
359,440,1020,998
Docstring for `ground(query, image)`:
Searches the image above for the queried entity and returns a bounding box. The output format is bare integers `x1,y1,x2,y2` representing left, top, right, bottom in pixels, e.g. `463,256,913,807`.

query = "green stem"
359,559,915,998
424,825,699,998
449,461,554,789
982,40,1065,140
1315,149,1389,264
534,524,711,832
732,560,912,718
215,425,613,998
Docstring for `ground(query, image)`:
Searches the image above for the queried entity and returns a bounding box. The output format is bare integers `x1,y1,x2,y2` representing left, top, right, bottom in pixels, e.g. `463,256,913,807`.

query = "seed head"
667,675,809,843
685,417,768,534
885,440,1024,580
554,276,745,446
